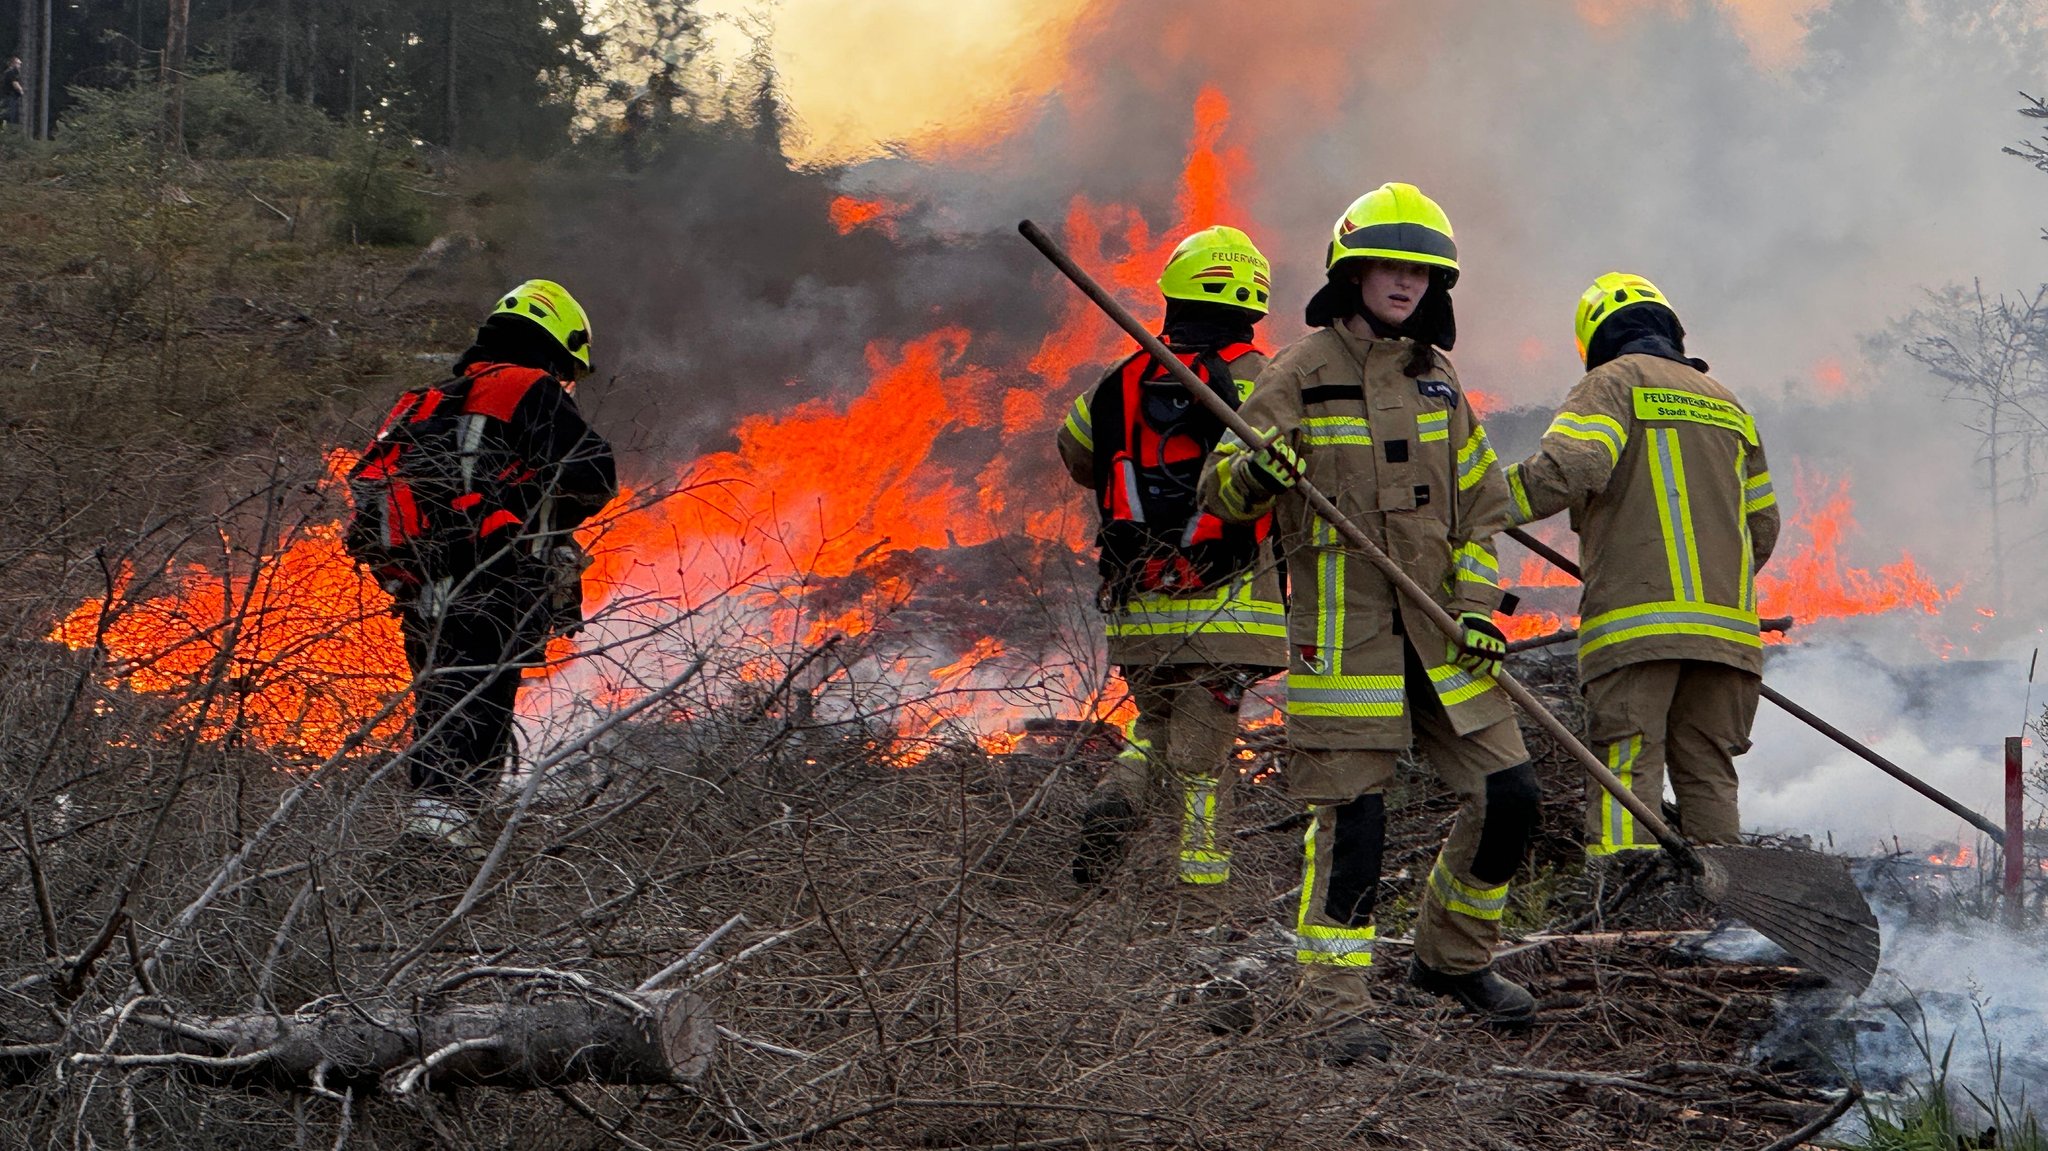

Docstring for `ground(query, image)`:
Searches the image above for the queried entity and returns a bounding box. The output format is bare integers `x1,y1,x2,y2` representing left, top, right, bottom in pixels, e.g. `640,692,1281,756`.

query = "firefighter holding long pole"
1196,184,1544,1062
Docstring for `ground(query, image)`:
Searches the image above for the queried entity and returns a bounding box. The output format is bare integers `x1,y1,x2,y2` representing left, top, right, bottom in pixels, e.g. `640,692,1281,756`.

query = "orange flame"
828,194,910,238
1028,85,1249,388
1754,474,1958,624
1498,611,1572,644
1811,357,1851,399
49,527,410,758
1927,845,1977,868
1500,555,1578,590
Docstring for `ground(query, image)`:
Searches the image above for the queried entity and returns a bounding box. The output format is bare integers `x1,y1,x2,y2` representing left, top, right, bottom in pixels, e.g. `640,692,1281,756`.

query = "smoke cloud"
502,0,2048,763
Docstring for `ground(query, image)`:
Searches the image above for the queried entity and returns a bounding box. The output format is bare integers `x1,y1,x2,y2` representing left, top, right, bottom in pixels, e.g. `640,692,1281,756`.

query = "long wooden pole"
1018,219,1700,866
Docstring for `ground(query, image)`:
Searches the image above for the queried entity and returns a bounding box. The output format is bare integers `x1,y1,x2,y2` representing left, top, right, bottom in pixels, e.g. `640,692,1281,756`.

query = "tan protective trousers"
1582,659,1761,855
1091,664,1245,886
1288,654,1529,1005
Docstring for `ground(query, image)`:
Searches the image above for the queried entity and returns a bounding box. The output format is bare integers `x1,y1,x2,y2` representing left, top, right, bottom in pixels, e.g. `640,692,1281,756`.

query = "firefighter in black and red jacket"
377,280,617,852
1053,226,1287,905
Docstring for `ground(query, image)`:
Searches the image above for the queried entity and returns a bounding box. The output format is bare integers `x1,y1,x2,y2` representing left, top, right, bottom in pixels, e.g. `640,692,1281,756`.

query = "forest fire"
39,85,1978,765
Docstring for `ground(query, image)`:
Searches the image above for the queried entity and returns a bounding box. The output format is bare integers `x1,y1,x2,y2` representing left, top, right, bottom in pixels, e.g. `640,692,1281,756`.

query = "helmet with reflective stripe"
1158,225,1271,314
1326,182,1459,287
490,279,593,375
1574,272,1670,365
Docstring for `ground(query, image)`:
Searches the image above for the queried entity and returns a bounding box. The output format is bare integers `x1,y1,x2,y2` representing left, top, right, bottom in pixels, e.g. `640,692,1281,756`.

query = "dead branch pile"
0,525,1863,1151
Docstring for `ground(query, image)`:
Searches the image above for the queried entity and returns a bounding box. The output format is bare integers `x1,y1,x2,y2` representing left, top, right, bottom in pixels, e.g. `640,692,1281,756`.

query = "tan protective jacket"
1057,350,1287,670
1199,325,1516,750
1502,353,1781,682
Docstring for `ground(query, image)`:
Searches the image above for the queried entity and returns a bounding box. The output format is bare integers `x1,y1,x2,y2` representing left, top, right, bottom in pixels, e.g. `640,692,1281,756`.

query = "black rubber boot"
1072,795,1138,886
1407,958,1537,1027
1313,1017,1395,1066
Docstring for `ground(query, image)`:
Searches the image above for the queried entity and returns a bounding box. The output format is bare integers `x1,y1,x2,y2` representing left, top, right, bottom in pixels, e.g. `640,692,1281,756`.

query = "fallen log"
37,987,713,1093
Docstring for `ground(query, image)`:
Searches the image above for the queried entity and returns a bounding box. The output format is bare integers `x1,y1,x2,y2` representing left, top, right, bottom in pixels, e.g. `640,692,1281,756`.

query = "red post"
2005,735,2025,912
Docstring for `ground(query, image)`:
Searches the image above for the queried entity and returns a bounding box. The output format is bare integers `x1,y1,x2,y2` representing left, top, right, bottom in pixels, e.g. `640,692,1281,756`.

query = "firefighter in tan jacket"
1501,274,1779,857
1055,226,1287,897
1200,185,1543,1059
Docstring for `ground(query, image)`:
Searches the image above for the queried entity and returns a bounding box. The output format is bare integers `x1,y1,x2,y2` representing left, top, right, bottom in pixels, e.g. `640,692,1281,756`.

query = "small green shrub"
329,136,434,247
64,68,336,160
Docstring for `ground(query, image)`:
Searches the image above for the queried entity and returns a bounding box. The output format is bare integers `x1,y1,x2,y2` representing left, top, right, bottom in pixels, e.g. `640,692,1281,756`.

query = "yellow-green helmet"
1158,225,1271,314
491,279,593,376
1327,182,1459,287
1574,272,1670,365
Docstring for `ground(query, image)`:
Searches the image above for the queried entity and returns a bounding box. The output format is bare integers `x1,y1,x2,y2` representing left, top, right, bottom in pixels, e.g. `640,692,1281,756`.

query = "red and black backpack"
1090,342,1270,608
343,364,548,589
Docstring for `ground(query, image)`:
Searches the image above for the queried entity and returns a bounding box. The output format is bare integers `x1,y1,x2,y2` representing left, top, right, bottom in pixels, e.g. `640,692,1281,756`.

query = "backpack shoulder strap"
460,364,550,422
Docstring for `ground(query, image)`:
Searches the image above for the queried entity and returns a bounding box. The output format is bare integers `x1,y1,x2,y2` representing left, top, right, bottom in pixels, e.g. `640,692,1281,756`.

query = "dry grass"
0,127,1867,1151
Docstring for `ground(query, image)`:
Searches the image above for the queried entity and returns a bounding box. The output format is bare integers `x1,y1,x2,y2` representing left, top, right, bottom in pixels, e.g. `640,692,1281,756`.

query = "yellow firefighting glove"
1244,427,1301,494
1450,611,1508,679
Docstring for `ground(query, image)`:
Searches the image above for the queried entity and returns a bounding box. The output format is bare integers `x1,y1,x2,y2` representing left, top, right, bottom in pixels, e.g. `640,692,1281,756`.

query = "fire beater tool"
1019,217,1881,994
1504,526,2007,847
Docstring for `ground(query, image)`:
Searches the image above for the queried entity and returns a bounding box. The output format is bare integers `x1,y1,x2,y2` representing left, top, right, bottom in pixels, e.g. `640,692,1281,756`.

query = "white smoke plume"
1743,638,2035,851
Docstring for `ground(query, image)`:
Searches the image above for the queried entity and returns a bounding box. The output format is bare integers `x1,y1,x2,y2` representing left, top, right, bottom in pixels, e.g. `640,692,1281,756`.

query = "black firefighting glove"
1450,611,1508,679
1244,426,1301,494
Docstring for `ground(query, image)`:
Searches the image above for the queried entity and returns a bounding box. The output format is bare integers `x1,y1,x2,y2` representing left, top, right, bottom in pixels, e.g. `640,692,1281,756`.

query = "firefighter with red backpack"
346,280,618,852
1054,225,1287,902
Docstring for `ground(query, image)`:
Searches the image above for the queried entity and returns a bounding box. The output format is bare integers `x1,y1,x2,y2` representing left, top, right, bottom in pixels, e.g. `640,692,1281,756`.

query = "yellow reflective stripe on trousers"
1296,923,1376,965
1303,415,1373,447
1427,661,1494,708
1286,674,1405,717
1118,729,1154,770
1417,410,1450,443
1064,394,1093,452
1298,812,1375,966
1546,411,1627,466
1506,462,1535,524
1456,425,1497,491
1578,600,1761,659
1744,469,1776,513
1179,775,1230,885
1105,577,1287,638
1427,854,1509,920
1588,734,1657,855
1647,428,1703,601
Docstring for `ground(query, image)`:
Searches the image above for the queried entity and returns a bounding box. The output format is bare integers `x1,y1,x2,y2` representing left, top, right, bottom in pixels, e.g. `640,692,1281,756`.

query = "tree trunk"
344,0,356,124
274,0,287,101
162,0,189,153
443,0,458,150
37,0,49,140
303,16,316,106
16,0,33,140
4,989,715,1091
1990,393,2005,611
